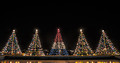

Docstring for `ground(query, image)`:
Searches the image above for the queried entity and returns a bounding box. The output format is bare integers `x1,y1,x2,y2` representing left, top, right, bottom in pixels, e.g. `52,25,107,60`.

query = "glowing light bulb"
109,61,111,63
13,30,15,32
87,61,89,63
102,30,104,32
35,29,38,34
75,61,78,63
57,28,60,33
36,29,38,32
80,29,82,32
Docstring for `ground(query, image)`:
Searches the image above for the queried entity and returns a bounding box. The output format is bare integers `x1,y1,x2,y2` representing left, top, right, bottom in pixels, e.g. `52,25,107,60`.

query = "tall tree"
25,29,45,56
74,29,93,56
49,29,69,55
95,30,120,55
2,30,22,55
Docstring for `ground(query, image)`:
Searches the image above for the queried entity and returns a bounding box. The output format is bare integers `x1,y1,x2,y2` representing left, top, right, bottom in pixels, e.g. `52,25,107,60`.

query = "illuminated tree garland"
1,29,120,56
95,30,120,55
25,29,45,56
73,29,94,56
2,30,22,55
49,29,69,55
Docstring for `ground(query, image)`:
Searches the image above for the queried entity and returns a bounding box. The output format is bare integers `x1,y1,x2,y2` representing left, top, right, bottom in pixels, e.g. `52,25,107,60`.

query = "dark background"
0,4,120,53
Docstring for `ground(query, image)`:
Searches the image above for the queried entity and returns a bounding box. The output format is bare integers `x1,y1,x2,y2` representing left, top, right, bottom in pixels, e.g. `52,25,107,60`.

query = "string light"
25,29,45,56
2,29,22,55
74,29,93,56
49,28,69,55
95,30,120,55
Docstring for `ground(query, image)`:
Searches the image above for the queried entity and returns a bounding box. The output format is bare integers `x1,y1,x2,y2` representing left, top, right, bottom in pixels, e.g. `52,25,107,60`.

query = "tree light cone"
49,29,69,55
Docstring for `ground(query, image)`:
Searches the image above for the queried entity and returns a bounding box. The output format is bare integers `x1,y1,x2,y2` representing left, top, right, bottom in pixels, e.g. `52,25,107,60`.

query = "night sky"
0,4,120,53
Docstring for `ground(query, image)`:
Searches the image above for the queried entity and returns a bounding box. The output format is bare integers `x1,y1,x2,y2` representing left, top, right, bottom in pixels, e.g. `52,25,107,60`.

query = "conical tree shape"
2,30,22,55
95,30,120,55
73,29,93,56
25,29,45,56
49,29,69,55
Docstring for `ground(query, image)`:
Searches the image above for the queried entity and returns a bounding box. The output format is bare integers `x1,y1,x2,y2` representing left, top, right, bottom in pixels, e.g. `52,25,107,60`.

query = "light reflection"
0,60,120,63
75,61,78,63
86,61,89,63
10,61,12,63
4,61,6,63
92,61,94,63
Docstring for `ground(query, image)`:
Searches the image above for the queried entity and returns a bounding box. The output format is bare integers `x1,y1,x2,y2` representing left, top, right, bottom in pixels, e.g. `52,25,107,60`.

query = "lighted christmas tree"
95,30,120,55
25,29,45,56
2,30,22,55
73,29,94,56
49,29,69,55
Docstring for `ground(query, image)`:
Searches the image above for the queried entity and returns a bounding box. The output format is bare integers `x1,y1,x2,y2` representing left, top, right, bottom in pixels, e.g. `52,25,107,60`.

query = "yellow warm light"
87,61,89,63
97,62,100,63
10,61,12,63
102,30,104,32
38,62,42,63
92,61,94,63
4,61,6,63
80,29,82,32
36,29,38,32
75,61,78,63
13,30,15,32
